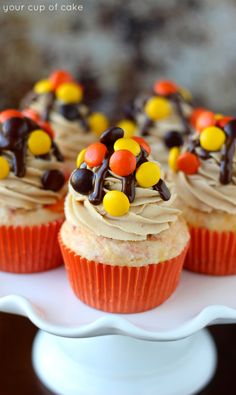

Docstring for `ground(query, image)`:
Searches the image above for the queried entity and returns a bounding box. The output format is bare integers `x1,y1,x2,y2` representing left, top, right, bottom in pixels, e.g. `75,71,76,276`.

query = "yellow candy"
76,148,87,168
114,138,141,156
215,113,224,120
56,83,83,104
117,119,136,138
88,112,109,136
200,126,226,151
103,190,130,217
28,130,52,156
144,97,171,121
0,156,10,179
136,162,161,188
34,79,53,94
168,147,180,172
179,87,192,102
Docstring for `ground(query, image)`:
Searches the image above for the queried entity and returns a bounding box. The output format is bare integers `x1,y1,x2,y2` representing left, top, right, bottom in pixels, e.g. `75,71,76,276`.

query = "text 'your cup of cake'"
59,126,190,313
0,109,66,273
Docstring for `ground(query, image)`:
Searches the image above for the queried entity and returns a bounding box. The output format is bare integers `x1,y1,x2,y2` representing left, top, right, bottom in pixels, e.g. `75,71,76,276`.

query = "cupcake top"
0,109,66,211
21,70,109,161
171,111,236,214
117,80,193,165
66,126,180,241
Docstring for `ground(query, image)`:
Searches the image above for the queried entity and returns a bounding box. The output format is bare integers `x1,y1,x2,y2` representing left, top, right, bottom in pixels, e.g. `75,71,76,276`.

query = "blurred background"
1,0,236,117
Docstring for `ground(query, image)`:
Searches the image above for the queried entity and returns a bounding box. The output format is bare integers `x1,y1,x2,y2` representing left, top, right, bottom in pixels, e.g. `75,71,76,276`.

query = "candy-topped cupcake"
0,109,66,273
59,127,190,313
118,80,193,167
21,70,109,175
170,112,236,275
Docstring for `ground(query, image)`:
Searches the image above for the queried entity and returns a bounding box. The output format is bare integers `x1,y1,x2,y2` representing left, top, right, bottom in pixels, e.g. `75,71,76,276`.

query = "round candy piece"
88,112,109,136
84,142,107,168
103,190,130,217
59,104,79,120
0,156,10,179
49,70,73,90
196,111,215,132
22,108,40,123
114,138,141,156
164,131,184,149
56,82,83,104
2,117,29,139
100,127,124,146
28,130,52,156
41,169,65,192
34,79,53,95
177,152,200,175
189,107,206,128
0,110,23,123
76,148,87,168
136,162,161,188
132,136,151,155
70,168,94,195
200,126,226,151
168,147,180,172
109,150,136,176
153,80,178,96
117,119,136,138
144,97,171,121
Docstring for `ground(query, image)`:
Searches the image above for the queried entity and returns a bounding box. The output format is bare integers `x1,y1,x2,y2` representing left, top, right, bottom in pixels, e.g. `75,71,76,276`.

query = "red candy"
196,111,216,132
217,116,234,128
49,70,74,90
154,80,178,96
109,150,136,176
189,107,206,128
22,108,40,122
0,110,23,123
177,152,200,175
132,136,151,155
84,142,107,168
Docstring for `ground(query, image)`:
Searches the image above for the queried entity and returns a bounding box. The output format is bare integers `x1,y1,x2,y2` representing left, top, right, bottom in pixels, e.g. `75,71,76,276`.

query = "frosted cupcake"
0,109,66,273
59,126,189,313
118,80,193,168
21,70,109,175
170,115,236,275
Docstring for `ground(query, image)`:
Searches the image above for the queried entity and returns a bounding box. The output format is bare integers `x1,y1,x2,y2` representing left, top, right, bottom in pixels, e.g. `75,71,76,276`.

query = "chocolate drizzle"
42,92,55,122
88,156,110,205
170,93,192,135
121,174,136,203
153,179,171,201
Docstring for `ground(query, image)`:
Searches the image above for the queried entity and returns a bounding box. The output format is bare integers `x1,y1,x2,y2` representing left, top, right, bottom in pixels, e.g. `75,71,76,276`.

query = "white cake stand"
1,267,236,395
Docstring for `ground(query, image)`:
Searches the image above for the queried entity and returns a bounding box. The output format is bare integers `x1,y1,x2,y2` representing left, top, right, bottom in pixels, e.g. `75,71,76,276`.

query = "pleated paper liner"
185,226,236,275
0,218,64,273
59,236,189,313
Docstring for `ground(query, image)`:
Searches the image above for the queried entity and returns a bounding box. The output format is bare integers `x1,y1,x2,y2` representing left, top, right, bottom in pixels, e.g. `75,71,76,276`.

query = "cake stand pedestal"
1,268,236,395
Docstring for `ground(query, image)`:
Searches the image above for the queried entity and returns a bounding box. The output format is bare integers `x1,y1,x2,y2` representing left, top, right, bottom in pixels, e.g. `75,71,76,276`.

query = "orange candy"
177,152,200,175
189,107,206,128
132,136,151,155
49,70,74,90
196,111,216,132
154,80,178,96
22,108,40,122
0,110,23,123
84,142,107,168
217,116,234,128
109,150,136,176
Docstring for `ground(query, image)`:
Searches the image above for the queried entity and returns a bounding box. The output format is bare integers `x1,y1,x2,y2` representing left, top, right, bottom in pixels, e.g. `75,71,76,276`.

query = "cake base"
32,329,216,395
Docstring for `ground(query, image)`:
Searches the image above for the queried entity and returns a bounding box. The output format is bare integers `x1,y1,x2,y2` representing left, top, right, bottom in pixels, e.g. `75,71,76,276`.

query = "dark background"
0,312,235,395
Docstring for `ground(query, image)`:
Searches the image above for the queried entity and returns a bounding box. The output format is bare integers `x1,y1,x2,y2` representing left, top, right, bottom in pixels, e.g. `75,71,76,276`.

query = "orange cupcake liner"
59,236,189,313
0,218,64,273
185,226,236,275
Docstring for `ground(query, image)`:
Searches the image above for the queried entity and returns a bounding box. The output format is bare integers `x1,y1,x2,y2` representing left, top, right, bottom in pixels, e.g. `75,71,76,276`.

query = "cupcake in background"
169,111,236,275
59,127,189,313
21,70,109,176
0,109,66,273
117,80,194,168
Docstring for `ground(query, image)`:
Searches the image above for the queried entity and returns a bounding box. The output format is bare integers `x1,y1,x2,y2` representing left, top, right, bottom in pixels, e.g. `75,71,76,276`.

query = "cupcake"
170,113,236,275
21,70,109,175
0,109,66,273
117,80,194,168
59,126,190,313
